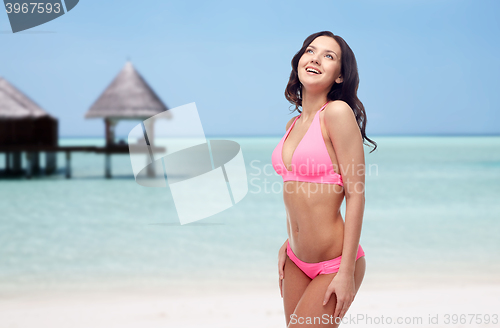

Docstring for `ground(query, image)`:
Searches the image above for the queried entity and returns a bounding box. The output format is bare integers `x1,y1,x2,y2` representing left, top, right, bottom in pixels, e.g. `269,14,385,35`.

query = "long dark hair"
284,31,377,153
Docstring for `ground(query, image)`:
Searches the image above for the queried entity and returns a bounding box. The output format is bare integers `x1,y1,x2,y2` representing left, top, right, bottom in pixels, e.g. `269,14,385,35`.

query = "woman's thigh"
288,256,366,327
282,255,312,326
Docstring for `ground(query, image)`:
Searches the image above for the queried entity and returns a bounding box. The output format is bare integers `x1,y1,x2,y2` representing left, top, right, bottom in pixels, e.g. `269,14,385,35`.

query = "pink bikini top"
271,101,343,186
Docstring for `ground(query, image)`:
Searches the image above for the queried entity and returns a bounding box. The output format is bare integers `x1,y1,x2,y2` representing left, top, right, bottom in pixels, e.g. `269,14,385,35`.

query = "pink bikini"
286,241,365,280
271,101,344,185
272,100,365,279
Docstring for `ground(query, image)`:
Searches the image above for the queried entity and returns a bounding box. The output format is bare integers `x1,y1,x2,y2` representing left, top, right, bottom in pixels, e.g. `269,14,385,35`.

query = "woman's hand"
278,240,288,298
323,272,356,320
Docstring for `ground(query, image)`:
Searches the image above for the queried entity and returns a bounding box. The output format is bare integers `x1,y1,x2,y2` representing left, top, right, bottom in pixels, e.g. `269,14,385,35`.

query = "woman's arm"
324,100,365,274
322,100,366,316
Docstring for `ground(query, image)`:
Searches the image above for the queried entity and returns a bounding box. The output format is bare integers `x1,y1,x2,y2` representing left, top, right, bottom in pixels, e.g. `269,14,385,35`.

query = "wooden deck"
0,144,165,179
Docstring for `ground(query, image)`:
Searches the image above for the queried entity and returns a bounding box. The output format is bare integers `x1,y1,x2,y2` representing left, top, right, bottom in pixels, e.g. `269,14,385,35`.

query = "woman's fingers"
278,250,286,279
333,299,344,319
339,301,351,320
279,276,283,298
323,285,334,305
278,260,284,280
278,247,286,298
336,296,354,319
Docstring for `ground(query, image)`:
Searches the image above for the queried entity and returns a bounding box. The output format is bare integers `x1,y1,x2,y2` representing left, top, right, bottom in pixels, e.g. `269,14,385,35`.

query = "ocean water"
0,136,499,293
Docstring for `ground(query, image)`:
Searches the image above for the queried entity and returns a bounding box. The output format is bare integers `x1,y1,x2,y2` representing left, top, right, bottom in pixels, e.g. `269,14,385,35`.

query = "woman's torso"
273,102,346,262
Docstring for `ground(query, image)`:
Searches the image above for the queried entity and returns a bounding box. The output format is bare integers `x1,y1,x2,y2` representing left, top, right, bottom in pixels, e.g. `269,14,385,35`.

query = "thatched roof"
0,77,56,120
85,61,171,119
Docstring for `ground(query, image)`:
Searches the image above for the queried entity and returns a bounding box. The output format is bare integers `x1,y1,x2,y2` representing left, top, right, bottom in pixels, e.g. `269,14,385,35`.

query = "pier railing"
0,145,165,179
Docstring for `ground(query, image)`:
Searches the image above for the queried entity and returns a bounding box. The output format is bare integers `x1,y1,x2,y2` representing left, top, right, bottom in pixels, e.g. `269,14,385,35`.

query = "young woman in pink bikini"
272,31,377,327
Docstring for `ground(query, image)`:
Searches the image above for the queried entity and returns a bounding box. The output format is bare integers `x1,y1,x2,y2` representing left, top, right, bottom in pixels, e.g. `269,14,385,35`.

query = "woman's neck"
300,90,329,119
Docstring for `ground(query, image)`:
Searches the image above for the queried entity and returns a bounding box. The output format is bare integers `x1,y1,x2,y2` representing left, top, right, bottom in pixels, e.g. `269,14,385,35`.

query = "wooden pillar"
65,151,71,179
105,119,111,146
12,152,21,174
105,153,111,178
105,118,118,178
105,118,117,147
25,151,40,176
144,118,155,177
5,152,11,173
31,151,40,175
45,152,57,175
26,152,32,179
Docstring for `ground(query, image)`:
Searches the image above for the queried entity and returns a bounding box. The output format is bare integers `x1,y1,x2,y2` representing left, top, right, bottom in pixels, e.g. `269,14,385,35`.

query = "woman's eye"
306,49,333,59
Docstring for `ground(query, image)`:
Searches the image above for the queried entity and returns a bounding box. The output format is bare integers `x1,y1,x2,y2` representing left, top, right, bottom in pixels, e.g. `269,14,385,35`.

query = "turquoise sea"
1,136,499,293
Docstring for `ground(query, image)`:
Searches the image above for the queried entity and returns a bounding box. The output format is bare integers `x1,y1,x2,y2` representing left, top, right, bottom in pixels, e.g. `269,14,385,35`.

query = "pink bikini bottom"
286,241,365,280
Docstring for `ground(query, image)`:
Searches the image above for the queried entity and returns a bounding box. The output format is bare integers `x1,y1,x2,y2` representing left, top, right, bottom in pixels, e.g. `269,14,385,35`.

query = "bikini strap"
320,100,331,112
317,100,330,127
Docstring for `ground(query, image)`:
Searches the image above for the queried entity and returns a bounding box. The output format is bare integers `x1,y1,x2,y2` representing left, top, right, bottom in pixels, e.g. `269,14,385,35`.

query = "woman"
271,31,377,327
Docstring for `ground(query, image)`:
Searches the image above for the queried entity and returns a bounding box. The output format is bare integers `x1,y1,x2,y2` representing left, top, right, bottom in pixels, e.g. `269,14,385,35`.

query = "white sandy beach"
2,278,499,328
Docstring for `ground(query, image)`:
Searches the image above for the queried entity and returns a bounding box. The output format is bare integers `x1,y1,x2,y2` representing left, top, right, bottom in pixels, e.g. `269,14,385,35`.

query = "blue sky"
1,0,499,137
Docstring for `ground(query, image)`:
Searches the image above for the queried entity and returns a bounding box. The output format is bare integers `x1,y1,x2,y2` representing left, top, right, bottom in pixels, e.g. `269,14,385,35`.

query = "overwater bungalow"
85,61,171,177
0,76,58,176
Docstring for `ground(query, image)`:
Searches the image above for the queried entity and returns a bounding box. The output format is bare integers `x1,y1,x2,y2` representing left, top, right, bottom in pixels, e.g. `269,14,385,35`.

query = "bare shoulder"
285,115,299,132
323,100,355,121
322,99,361,139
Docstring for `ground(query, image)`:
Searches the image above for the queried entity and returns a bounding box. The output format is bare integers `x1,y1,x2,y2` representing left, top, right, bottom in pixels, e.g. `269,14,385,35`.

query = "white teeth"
306,68,320,74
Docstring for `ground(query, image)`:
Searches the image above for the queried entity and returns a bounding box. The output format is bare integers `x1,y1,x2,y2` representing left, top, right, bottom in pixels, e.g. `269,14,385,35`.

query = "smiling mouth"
305,67,321,74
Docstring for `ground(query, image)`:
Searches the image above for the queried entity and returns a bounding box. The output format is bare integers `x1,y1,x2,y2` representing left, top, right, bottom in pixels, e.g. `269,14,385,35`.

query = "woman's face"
297,36,343,92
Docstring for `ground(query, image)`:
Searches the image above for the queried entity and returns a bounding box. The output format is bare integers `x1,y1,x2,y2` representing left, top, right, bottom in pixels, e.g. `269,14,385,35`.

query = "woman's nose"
311,56,320,64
